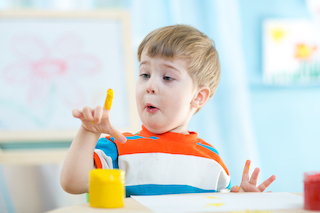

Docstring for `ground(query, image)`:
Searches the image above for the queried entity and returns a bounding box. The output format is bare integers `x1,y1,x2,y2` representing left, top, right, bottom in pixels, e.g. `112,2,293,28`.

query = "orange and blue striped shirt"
94,125,230,197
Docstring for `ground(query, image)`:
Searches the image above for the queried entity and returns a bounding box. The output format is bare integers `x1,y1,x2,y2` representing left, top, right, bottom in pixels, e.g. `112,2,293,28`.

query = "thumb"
230,185,240,192
108,124,127,144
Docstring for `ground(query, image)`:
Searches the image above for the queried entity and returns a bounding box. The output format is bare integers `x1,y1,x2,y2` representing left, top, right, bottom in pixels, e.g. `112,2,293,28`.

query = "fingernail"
237,185,239,190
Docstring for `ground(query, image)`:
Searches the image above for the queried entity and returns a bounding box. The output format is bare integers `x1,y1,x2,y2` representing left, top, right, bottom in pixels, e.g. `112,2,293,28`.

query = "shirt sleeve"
94,137,119,169
217,179,231,193
216,168,231,192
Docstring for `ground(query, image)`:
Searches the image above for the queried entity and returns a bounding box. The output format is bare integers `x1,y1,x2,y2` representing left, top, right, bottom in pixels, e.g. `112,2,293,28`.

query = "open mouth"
146,103,156,108
146,103,159,113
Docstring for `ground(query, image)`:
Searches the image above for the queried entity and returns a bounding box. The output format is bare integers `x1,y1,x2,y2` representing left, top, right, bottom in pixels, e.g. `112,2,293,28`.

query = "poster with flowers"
263,20,320,85
0,11,138,141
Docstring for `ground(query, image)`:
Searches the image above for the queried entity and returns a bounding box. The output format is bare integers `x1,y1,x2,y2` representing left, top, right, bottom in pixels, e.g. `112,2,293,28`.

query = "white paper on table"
131,192,303,213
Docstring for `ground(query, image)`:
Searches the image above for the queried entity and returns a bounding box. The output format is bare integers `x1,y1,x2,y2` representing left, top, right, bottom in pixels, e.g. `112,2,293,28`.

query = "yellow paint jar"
89,169,125,208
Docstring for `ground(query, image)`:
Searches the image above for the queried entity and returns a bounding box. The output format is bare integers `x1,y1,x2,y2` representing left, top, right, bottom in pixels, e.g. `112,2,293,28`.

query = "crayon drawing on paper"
0,11,138,141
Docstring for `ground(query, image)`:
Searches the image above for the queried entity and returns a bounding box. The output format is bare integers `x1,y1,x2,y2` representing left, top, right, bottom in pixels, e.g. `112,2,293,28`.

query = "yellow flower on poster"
295,43,317,60
271,27,286,42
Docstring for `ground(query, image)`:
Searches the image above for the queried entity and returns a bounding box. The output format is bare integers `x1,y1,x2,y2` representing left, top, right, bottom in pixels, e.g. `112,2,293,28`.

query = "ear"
190,86,210,109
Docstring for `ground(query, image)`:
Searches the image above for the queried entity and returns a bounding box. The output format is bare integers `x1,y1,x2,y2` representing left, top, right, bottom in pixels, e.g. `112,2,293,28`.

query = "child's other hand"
230,160,276,192
72,106,127,143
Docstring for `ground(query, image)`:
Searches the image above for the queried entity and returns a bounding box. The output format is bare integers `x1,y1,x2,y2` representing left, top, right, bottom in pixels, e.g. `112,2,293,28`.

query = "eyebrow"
163,64,181,74
139,61,182,74
139,61,150,67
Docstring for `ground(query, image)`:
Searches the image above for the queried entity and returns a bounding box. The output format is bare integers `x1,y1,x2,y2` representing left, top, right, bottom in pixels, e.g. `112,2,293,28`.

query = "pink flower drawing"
2,34,101,108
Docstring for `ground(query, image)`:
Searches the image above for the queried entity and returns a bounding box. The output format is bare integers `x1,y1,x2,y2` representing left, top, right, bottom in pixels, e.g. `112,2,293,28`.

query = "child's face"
136,49,197,134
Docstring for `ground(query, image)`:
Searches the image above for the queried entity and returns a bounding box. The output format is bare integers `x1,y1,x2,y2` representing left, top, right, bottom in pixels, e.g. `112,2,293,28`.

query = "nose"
146,88,155,94
146,78,157,94
146,85,155,94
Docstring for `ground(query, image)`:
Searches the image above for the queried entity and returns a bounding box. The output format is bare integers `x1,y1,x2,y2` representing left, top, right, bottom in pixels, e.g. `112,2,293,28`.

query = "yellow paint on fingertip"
104,89,113,110
246,160,250,169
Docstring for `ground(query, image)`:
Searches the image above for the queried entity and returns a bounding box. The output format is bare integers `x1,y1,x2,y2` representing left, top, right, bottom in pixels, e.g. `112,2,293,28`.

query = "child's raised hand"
72,89,127,144
230,160,276,192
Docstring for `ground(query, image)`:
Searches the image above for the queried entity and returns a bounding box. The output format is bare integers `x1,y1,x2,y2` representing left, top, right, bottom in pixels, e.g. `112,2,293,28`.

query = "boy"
60,25,276,196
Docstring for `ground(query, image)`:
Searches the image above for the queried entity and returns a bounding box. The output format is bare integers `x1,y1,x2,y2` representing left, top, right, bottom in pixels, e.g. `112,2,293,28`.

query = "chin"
144,122,169,134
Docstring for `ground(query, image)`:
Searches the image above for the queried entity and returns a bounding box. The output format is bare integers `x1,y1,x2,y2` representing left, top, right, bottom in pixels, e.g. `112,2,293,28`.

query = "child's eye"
140,73,150,78
163,76,173,81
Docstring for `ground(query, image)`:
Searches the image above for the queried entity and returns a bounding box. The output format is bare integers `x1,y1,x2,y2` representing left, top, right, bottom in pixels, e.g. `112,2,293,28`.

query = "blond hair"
137,24,221,99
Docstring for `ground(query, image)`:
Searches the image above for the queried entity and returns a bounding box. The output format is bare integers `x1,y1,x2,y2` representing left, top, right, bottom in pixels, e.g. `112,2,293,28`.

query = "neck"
167,125,190,134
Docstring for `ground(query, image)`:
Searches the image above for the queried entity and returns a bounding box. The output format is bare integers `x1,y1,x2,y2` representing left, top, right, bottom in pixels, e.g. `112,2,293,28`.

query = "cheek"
136,80,145,95
165,83,191,102
166,94,189,111
135,85,143,107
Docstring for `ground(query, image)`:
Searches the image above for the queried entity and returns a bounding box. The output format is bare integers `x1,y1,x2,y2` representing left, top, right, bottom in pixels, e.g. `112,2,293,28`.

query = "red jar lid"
304,172,320,182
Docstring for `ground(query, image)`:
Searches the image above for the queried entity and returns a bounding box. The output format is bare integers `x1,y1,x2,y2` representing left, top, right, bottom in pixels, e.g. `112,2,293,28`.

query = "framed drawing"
263,19,320,85
0,10,139,142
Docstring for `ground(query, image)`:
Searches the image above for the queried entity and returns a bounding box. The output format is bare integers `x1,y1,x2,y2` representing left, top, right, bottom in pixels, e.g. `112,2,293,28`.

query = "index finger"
242,160,251,182
104,89,113,110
